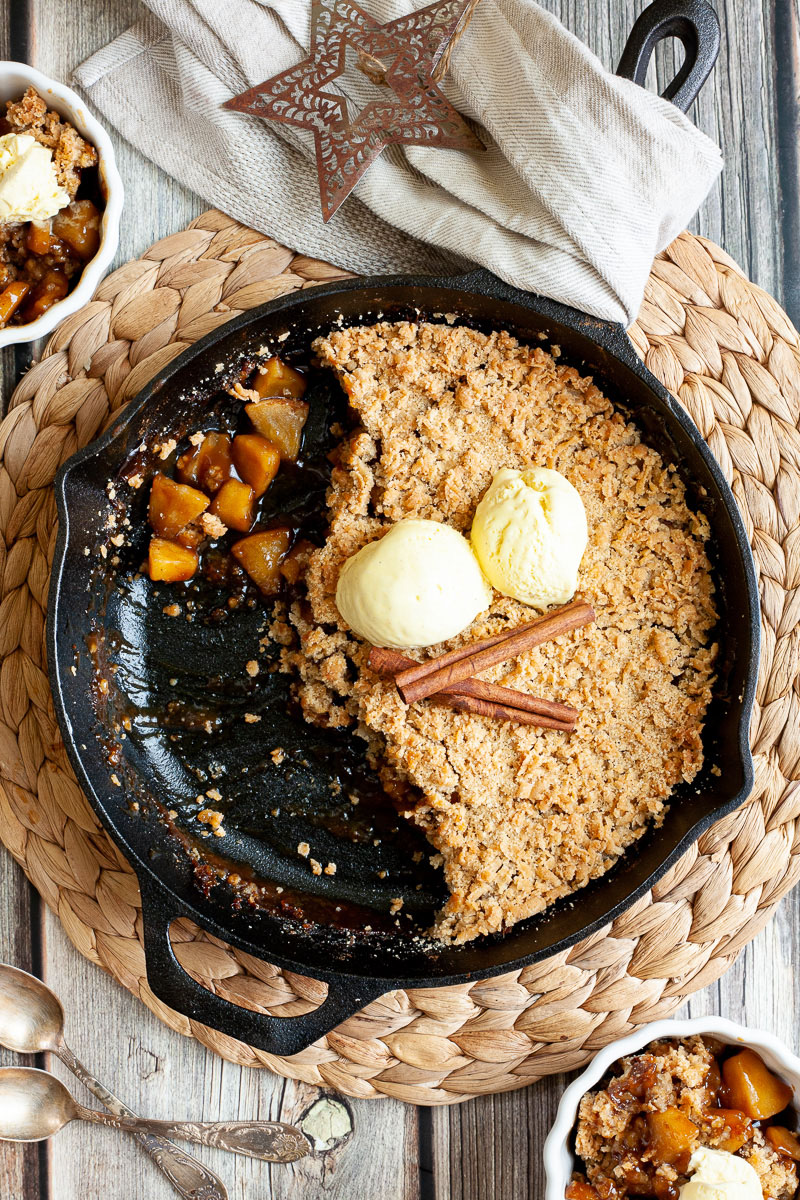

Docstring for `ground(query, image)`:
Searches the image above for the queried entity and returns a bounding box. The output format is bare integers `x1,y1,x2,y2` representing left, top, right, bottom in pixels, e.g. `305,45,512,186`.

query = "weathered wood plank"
0,850,44,1199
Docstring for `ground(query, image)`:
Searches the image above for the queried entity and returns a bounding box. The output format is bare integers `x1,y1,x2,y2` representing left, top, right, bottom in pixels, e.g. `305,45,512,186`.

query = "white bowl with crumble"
544,1017,800,1200
0,62,123,347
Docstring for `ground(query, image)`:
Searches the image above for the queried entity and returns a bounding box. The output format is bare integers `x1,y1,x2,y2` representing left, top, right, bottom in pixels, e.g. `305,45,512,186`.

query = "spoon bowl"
0,963,65,1054
0,1067,76,1142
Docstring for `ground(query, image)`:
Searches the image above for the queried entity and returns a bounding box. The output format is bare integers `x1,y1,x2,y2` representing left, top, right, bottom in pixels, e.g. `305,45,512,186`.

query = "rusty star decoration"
224,0,484,221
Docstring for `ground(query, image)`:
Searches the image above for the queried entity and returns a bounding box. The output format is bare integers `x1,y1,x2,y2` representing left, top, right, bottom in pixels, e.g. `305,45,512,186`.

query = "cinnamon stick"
435,692,576,730
395,599,595,705
368,646,578,726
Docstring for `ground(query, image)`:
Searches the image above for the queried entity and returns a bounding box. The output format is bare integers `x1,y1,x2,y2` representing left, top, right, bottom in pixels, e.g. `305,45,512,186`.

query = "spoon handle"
74,1104,310,1163
57,1045,229,1200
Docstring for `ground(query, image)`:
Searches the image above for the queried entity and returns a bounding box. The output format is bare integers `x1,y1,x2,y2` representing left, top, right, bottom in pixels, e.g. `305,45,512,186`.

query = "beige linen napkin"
74,0,723,324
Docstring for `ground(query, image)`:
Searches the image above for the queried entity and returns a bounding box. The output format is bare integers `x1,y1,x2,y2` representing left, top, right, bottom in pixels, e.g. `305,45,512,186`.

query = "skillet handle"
616,0,721,112
138,882,384,1056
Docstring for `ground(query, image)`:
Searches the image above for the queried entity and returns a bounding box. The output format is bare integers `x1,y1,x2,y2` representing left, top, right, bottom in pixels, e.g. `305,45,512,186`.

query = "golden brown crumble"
5,87,97,197
282,322,717,944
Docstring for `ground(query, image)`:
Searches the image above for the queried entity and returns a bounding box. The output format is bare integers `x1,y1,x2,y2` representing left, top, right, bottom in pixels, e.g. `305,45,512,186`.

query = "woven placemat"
1,209,799,1105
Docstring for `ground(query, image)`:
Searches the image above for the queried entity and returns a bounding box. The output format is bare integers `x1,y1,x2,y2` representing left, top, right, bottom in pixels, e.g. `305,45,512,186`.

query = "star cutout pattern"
224,0,484,221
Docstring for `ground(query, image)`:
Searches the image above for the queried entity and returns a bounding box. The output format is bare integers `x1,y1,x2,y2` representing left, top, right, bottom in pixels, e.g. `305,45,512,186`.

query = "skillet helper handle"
138,883,383,1056
616,0,721,112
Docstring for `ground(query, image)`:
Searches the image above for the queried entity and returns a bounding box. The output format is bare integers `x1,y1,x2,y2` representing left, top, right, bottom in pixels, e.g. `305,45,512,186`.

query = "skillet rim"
46,268,760,1037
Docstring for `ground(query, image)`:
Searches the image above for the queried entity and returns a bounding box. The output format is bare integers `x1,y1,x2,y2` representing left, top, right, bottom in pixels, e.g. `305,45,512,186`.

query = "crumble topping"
277,321,717,944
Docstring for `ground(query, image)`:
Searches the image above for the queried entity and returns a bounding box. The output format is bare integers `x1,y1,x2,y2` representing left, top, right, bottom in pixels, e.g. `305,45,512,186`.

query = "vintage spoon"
0,1067,311,1161
0,963,230,1198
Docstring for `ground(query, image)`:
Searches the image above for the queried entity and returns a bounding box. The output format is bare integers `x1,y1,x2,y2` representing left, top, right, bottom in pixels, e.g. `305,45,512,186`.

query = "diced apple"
231,529,291,594
176,432,233,494
148,537,198,582
705,1108,753,1153
26,221,52,255
19,269,69,322
245,397,309,461
209,479,256,533
0,280,31,326
766,1127,800,1161
722,1050,794,1120
250,356,307,400
646,1109,698,1171
231,433,280,496
51,198,101,260
148,473,209,541
564,1182,600,1200
280,538,314,586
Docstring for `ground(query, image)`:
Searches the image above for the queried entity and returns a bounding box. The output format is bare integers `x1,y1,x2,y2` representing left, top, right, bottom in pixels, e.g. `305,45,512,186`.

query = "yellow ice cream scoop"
679,1147,761,1200
0,133,69,224
470,467,588,610
335,519,491,649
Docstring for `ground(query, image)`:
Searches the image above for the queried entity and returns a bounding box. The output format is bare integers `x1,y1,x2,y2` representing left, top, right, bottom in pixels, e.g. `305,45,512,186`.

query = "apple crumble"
570,1036,799,1199
278,321,717,944
0,87,102,327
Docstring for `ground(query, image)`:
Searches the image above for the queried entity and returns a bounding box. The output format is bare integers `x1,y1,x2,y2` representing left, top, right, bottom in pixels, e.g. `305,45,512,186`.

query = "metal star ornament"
223,0,484,221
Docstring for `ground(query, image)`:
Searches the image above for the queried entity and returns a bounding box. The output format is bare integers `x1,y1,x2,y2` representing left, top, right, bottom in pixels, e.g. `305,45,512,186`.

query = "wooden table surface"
0,2,799,1197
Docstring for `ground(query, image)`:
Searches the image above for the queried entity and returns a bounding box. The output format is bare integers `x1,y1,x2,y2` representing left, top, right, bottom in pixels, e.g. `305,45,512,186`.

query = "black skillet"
49,0,756,1057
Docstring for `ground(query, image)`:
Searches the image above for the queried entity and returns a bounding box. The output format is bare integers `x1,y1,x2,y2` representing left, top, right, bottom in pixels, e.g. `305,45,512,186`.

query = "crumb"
97,678,109,695
110,533,124,547
200,512,227,539
110,773,120,787
70,665,76,676
297,842,310,857
389,898,403,915
270,748,285,765
324,862,337,875
128,473,144,489
246,660,259,677
377,869,387,879
310,859,322,875
205,788,222,801
197,809,224,830
157,438,177,460
163,604,181,617
99,545,107,559
244,713,261,724
189,431,204,445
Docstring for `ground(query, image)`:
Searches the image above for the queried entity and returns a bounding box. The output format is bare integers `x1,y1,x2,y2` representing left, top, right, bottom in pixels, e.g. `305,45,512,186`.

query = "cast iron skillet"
49,0,755,1057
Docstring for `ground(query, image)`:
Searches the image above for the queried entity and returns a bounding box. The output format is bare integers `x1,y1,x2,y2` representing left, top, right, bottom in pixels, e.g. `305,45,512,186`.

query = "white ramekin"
543,1016,800,1200
0,61,123,348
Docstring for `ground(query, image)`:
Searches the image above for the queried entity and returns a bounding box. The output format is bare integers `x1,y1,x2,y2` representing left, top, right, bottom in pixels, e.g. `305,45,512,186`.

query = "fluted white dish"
543,1016,800,1200
0,62,123,348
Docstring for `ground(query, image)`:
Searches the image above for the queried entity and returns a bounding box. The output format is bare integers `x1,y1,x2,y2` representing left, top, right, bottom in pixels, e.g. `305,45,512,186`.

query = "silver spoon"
0,963,230,1198
0,1066,311,1162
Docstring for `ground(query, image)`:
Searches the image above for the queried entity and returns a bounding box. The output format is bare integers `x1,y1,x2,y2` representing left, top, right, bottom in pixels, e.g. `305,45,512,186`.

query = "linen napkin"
74,0,723,324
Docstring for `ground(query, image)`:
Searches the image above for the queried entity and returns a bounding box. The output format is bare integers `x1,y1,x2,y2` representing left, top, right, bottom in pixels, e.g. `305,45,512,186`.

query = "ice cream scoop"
0,133,69,223
679,1147,761,1200
470,467,587,610
335,519,491,649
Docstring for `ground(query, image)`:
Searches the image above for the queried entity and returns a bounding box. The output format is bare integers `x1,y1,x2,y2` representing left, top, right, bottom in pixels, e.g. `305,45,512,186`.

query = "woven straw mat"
1,209,799,1105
